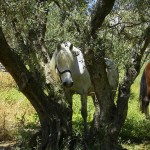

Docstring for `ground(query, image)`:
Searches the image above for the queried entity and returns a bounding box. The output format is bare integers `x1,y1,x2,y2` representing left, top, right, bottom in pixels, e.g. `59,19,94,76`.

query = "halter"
55,65,71,75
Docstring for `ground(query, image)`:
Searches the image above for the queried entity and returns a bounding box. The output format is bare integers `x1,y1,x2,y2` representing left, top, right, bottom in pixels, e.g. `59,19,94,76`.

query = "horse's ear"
57,44,61,51
69,43,73,51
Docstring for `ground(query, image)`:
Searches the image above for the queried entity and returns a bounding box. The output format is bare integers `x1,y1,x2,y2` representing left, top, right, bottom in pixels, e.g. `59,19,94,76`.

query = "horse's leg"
81,94,88,139
143,97,150,119
65,91,75,149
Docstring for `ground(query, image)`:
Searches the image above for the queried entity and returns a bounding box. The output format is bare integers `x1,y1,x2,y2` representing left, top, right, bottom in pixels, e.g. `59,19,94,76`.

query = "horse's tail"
139,69,147,113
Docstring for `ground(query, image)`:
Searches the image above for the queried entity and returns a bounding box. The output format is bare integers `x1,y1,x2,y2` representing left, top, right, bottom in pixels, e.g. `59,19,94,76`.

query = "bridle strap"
55,65,71,75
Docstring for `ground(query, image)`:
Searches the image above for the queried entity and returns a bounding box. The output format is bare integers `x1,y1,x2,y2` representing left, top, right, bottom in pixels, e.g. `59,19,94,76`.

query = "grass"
72,95,94,136
0,71,150,149
0,72,39,146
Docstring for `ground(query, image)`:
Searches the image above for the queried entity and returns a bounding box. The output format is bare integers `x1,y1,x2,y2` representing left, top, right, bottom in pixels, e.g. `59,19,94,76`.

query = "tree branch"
91,0,115,39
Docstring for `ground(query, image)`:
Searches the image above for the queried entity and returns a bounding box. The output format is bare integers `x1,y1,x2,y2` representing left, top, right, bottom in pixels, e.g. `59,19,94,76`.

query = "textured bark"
85,46,117,149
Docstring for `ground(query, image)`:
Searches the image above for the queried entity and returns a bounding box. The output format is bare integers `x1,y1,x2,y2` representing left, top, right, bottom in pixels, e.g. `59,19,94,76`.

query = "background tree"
0,0,150,149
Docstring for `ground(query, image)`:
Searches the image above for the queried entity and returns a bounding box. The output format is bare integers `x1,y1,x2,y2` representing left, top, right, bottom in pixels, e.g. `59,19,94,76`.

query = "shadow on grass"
120,118,150,144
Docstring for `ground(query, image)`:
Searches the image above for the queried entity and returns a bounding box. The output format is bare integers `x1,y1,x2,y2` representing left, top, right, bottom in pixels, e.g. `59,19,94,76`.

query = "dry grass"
0,72,16,89
0,72,38,143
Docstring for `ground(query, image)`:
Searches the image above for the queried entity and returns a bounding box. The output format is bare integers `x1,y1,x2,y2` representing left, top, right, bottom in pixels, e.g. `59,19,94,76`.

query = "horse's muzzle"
63,79,74,88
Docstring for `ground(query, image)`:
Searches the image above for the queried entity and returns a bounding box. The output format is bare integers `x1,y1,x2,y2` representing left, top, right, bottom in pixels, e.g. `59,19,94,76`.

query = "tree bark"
85,44,117,149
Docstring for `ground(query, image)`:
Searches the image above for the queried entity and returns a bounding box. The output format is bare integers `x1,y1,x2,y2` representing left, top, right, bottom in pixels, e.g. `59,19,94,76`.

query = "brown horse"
139,62,150,119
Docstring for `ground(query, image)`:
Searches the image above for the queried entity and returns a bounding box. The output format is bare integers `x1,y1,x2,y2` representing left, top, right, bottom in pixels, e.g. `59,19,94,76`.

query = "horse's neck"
74,52,86,75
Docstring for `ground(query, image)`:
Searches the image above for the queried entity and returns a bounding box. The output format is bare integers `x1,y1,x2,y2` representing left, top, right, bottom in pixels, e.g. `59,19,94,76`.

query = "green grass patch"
72,95,94,136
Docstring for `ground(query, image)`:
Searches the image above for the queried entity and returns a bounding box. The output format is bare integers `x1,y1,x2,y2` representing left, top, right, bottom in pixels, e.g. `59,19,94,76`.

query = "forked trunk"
86,51,129,149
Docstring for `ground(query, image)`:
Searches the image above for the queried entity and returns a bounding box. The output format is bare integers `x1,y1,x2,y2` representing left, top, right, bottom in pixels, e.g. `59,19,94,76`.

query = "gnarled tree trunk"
0,27,72,150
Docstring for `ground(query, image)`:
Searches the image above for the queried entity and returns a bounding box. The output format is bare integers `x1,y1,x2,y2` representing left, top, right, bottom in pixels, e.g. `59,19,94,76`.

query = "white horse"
49,41,119,138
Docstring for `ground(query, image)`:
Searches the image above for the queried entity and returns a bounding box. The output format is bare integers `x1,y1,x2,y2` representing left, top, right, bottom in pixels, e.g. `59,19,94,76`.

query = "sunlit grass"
73,95,94,122
72,95,94,135
122,142,150,150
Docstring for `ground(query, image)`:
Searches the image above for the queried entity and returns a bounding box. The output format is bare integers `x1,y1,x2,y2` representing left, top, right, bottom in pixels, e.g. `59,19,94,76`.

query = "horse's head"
55,42,75,88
